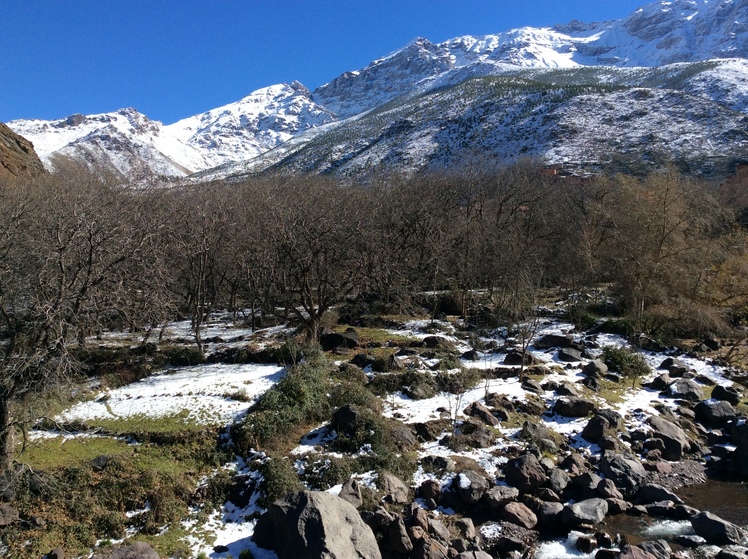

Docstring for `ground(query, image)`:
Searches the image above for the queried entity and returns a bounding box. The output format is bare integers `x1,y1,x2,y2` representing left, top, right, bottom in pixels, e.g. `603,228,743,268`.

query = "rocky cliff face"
0,123,45,182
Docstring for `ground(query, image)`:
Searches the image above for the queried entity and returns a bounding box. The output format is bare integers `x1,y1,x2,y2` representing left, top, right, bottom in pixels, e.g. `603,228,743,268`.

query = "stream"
534,476,748,558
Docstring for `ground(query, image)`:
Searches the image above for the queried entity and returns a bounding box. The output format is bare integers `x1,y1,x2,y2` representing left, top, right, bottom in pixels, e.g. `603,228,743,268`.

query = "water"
534,477,748,558
678,477,748,526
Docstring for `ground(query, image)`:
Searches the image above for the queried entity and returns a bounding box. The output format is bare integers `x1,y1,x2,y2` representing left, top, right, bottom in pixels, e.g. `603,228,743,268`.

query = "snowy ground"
58,362,285,427
28,313,741,558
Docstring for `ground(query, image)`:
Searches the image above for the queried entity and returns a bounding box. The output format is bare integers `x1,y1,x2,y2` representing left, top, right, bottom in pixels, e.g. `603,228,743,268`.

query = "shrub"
235,350,333,452
602,346,650,388
435,368,482,394
259,458,302,506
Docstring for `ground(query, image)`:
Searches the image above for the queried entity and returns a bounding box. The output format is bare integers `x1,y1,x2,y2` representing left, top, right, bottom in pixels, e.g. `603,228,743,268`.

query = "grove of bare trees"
0,159,747,485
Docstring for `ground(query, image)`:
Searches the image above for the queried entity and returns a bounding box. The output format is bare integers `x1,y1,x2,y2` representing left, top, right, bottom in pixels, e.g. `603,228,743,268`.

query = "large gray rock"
380,472,410,504
582,359,608,377
253,491,382,559
668,379,704,401
553,396,596,417
483,485,520,509
504,454,547,493
561,498,608,527
581,414,615,444
464,401,499,427
695,399,738,426
636,484,682,505
712,384,741,405
454,470,490,504
339,478,363,508
499,501,538,529
690,511,744,545
600,453,647,499
636,540,672,559
387,515,413,554
557,347,583,362
648,416,689,461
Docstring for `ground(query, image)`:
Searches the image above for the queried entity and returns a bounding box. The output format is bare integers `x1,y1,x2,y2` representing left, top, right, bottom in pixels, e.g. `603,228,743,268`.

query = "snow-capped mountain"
7,0,748,180
9,83,334,178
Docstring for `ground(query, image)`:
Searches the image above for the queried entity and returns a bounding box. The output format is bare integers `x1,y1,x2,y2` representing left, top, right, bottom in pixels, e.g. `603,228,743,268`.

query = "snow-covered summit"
6,0,748,179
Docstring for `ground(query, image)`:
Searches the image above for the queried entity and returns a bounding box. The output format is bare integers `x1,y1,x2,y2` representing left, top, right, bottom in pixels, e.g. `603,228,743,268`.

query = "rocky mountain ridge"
0,122,45,182
7,0,748,180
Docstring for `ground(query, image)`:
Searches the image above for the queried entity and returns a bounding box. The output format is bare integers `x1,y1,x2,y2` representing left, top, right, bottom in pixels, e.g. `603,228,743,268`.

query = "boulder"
462,349,482,361
690,510,744,545
522,378,544,395
712,384,741,405
380,472,410,504
561,498,608,526
553,396,596,417
464,401,499,427
659,357,688,376
419,479,443,501
499,501,538,529
636,484,682,505
548,468,571,494
536,501,564,532
413,538,450,559
504,349,537,366
557,347,583,362
582,359,608,377
320,328,359,351
483,485,520,509
423,336,452,349
599,453,647,499
597,479,624,500
582,414,615,444
647,373,672,390
504,454,547,493
617,544,659,559
555,382,580,397
534,334,576,349
695,399,738,426
668,379,704,401
339,478,363,508
387,516,413,554
253,491,381,559
454,470,490,504
479,521,539,556
648,416,689,461
572,471,604,500
636,539,671,559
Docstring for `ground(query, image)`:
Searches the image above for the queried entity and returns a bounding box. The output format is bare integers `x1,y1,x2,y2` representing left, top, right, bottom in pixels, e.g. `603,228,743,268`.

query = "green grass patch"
7,412,228,558
17,436,133,470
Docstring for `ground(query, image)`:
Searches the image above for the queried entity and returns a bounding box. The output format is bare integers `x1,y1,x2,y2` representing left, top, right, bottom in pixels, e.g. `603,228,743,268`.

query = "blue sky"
1,1,646,124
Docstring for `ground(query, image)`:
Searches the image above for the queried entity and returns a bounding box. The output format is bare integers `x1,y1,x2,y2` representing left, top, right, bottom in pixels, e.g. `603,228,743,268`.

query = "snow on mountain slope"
8,83,334,178
6,0,748,180
8,108,198,178
313,0,748,118
240,76,748,179
164,82,335,170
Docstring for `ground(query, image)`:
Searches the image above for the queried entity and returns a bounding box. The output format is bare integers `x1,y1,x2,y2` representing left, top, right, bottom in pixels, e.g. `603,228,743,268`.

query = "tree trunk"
0,395,14,489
